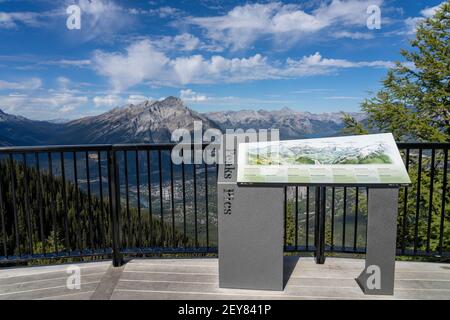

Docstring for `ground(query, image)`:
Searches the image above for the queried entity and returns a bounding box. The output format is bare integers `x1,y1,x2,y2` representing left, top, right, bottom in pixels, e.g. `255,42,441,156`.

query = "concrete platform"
0,257,449,300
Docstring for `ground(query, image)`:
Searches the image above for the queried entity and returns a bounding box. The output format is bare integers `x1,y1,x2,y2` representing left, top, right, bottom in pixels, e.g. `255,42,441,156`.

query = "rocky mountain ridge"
0,97,365,146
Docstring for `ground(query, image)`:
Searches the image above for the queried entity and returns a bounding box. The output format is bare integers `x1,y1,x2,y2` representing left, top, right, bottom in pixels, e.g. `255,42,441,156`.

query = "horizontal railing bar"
0,142,447,154
0,144,113,153
284,245,316,252
112,143,214,151
119,247,218,254
397,142,449,149
0,249,113,264
0,143,220,153
287,244,450,257
2,247,448,264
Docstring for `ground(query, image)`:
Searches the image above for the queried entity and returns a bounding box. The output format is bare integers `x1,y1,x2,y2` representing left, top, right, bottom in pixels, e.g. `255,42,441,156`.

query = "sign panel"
237,133,411,186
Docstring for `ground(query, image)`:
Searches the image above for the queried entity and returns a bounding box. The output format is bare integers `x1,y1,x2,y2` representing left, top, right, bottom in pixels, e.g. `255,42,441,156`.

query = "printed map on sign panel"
237,133,411,186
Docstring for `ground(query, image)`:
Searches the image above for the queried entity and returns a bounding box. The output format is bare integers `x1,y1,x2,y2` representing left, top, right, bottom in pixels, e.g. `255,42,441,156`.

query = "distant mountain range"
207,108,365,139
0,108,63,146
0,97,365,146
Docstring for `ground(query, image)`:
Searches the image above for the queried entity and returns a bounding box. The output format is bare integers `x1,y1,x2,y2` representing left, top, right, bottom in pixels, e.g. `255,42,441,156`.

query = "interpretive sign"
237,133,411,186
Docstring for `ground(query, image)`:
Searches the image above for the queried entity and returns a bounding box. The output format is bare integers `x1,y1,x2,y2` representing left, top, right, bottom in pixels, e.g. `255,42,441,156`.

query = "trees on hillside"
0,159,189,258
343,2,449,255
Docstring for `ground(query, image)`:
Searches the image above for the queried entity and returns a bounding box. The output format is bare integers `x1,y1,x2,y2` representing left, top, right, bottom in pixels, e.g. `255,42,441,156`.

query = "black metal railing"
284,143,449,258
0,142,448,265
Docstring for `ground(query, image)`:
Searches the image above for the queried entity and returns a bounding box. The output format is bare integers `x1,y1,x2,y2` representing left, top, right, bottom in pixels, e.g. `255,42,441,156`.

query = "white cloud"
153,6,184,18
0,11,41,29
0,78,42,90
148,33,202,52
403,17,423,35
293,88,336,94
46,59,92,67
1,0,133,40
187,95,293,109
56,76,71,88
59,105,75,113
0,77,89,116
129,6,185,19
129,6,184,18
189,0,383,50
157,6,182,18
127,95,152,105
0,92,88,117
73,0,134,41
92,40,278,88
402,1,446,35
331,31,374,40
180,89,208,102
92,40,393,90
93,95,122,108
49,76,87,95
172,33,201,51
324,96,362,100
39,93,88,109
283,52,393,77
421,3,445,18
93,40,169,91
313,0,383,26
93,94,153,108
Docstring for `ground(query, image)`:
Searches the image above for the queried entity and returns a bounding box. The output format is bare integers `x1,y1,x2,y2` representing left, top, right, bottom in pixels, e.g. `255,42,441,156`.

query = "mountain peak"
123,96,185,112
0,108,28,122
60,94,215,144
163,96,183,104
279,107,296,114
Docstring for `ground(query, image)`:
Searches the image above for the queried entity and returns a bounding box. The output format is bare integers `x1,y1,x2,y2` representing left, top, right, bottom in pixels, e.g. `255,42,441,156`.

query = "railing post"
314,186,326,264
108,148,123,267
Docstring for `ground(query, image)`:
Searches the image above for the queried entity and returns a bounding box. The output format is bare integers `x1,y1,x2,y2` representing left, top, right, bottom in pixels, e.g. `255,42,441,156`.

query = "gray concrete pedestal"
356,188,399,295
217,134,284,291
218,184,284,290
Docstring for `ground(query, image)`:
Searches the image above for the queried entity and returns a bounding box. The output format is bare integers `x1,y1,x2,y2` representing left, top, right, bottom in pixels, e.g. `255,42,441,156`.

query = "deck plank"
0,257,449,300
0,274,104,294
0,281,100,300
0,266,108,286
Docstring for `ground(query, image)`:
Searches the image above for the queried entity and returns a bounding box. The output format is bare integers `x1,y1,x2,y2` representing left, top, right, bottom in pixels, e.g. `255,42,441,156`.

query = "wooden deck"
1,257,449,300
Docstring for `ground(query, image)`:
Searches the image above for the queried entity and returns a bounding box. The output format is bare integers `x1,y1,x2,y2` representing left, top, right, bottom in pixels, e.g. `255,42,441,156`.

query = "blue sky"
0,0,446,120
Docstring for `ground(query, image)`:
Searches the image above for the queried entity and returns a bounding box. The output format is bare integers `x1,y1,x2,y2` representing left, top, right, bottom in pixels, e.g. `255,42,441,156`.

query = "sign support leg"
356,188,399,295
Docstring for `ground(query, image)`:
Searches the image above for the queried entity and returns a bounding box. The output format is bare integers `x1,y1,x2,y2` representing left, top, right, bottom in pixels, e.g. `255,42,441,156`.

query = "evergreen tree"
343,2,450,142
343,3,449,254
